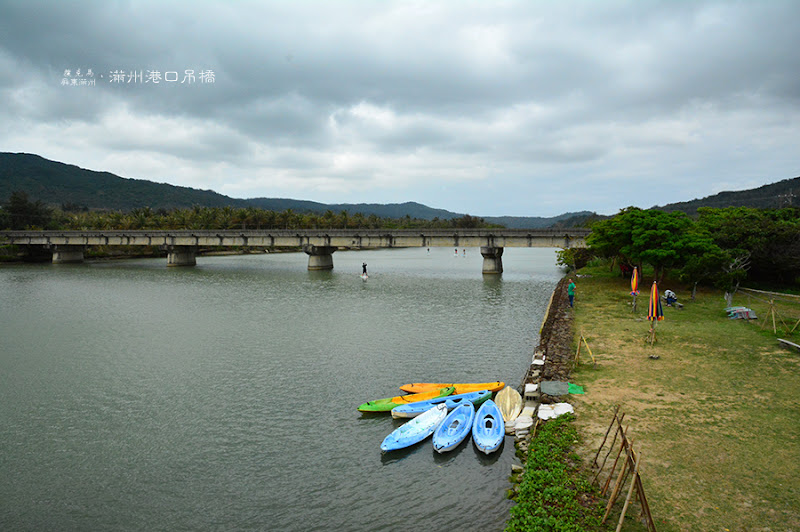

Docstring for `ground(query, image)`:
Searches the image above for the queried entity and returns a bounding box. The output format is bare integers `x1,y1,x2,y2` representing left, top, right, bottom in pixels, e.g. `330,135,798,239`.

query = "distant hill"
0,152,246,211
656,176,800,214
246,198,460,220
483,212,597,229
0,152,590,227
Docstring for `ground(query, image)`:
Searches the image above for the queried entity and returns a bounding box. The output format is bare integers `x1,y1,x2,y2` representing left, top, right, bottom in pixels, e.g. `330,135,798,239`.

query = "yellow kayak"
358,387,455,412
399,381,505,394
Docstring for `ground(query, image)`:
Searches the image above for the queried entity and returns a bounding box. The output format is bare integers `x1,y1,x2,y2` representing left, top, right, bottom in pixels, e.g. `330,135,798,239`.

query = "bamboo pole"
583,335,596,366
602,450,631,524
616,453,642,532
594,414,626,485
602,430,631,496
592,406,621,467
772,300,777,333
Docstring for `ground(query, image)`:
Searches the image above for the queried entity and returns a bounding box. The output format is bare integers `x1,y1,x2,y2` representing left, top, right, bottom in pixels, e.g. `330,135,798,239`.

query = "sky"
1,1,799,217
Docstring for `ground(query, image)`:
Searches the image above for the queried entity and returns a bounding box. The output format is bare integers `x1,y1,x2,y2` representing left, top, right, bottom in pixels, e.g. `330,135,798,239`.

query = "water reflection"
482,275,504,305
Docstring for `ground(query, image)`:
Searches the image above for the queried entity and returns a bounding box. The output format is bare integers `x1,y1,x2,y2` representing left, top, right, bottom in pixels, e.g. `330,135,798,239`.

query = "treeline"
559,206,800,292
0,191,500,231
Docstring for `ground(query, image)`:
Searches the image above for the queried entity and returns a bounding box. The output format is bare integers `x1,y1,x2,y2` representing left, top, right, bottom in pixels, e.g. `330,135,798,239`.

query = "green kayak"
357,386,455,412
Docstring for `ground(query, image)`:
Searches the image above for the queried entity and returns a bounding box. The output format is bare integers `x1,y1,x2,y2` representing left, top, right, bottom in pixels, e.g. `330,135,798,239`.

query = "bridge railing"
0,228,590,248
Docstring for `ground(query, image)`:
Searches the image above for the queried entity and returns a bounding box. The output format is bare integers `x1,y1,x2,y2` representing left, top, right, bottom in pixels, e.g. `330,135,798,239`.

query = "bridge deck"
0,228,589,249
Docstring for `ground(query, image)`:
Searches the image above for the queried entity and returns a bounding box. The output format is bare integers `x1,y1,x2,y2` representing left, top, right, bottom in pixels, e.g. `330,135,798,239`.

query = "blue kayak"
380,403,448,452
390,390,491,419
432,401,475,453
472,399,504,454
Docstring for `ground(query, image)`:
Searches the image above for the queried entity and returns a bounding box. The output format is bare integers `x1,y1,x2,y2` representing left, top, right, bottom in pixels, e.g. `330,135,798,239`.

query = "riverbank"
567,264,800,531
505,276,606,530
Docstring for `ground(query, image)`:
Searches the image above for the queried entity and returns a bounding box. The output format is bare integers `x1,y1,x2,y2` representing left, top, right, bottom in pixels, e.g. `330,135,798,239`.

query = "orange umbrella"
647,281,663,344
630,267,640,312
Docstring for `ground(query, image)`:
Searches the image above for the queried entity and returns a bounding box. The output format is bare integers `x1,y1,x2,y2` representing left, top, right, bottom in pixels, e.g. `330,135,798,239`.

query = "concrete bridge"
0,228,590,274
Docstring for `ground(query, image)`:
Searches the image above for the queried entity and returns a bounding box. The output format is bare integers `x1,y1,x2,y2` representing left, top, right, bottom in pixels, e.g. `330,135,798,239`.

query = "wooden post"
615,453,641,531
592,406,620,467
771,300,777,334
602,452,631,524
593,414,626,485
602,431,631,496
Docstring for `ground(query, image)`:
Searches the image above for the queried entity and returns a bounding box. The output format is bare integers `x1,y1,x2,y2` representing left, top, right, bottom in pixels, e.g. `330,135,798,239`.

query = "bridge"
0,228,590,274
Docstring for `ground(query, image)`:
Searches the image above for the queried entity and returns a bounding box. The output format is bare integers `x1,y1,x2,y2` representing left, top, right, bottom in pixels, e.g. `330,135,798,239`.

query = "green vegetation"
569,262,800,531
0,191,57,230
657,175,800,215
506,415,604,532
586,206,800,289
0,198,502,232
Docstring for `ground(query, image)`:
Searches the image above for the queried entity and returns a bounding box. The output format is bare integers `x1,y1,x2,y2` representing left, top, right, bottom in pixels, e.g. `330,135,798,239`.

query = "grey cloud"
1,1,799,216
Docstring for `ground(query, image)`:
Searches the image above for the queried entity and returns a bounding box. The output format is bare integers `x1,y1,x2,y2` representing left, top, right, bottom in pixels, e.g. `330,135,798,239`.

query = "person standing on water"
567,278,576,308
362,262,368,275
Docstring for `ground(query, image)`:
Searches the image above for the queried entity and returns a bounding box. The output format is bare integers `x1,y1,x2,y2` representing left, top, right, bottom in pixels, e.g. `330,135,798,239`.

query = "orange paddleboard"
400,381,504,394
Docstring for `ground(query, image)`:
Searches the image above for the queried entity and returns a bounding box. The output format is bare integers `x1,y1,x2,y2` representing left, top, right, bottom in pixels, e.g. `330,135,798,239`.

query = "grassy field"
568,263,800,531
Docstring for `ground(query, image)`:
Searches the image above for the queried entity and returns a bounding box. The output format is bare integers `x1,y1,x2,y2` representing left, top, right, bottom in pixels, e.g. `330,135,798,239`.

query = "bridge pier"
303,244,336,270
167,246,197,267
480,246,504,274
52,245,85,264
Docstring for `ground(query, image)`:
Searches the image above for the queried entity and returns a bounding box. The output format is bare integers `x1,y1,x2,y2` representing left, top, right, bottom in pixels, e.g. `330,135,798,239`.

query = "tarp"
540,381,584,395
540,381,569,396
567,383,585,394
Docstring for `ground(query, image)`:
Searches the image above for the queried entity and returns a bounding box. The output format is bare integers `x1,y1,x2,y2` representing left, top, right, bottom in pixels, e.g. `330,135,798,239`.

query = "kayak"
358,387,455,412
432,402,475,453
381,403,448,452
390,390,491,419
399,381,505,394
495,385,523,422
472,399,505,454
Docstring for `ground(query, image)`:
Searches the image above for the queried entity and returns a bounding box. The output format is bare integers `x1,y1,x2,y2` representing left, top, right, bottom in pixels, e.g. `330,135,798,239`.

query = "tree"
587,208,701,281
555,247,594,272
697,207,800,285
1,191,54,230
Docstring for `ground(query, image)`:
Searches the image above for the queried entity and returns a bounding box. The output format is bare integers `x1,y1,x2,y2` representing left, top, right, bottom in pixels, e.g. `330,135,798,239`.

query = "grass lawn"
568,264,800,531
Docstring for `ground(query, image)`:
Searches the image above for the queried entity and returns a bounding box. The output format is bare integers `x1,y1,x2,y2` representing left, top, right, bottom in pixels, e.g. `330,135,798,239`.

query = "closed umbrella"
630,266,640,312
648,281,663,344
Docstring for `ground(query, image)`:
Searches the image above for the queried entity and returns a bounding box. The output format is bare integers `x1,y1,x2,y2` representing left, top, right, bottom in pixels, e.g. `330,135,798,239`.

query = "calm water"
0,247,561,531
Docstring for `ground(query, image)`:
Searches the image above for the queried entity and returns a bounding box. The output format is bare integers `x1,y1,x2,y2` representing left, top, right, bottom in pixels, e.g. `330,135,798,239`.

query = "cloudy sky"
1,1,798,217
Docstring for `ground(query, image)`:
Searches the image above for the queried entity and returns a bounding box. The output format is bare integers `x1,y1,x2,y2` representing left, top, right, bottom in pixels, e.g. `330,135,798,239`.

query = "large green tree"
1,191,54,230
588,207,716,281
696,207,800,284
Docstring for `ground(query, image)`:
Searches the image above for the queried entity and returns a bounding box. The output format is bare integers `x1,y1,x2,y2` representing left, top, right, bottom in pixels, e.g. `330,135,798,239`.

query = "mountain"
483,212,597,229
656,176,800,214
0,152,587,227
246,198,460,220
3,152,797,227
0,152,245,211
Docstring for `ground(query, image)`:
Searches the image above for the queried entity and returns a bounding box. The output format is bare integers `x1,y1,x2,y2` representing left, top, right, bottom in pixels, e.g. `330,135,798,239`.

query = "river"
0,246,561,531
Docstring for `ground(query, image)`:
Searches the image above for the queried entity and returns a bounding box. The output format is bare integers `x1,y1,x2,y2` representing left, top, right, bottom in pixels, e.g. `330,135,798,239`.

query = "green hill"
656,176,800,214
3,152,797,226
0,152,589,227
0,152,245,211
